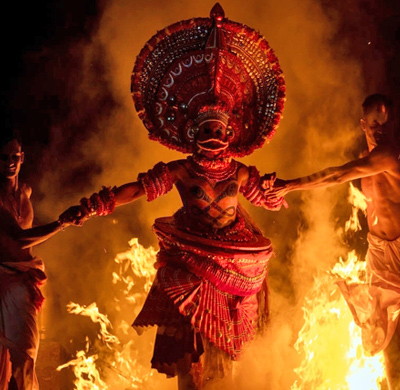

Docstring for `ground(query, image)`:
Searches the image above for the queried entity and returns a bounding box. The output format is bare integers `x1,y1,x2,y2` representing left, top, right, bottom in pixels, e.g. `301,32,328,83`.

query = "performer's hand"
58,206,86,227
260,172,276,191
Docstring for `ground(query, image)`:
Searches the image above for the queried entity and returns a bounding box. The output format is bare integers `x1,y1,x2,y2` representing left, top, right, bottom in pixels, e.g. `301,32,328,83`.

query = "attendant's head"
361,94,394,149
0,131,24,182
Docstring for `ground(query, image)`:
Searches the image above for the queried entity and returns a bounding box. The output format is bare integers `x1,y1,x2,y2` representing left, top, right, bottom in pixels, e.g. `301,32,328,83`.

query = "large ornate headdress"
131,3,285,157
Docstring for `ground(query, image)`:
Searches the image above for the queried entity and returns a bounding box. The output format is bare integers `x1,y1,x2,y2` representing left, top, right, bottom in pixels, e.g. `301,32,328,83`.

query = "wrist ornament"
80,186,116,217
56,219,66,231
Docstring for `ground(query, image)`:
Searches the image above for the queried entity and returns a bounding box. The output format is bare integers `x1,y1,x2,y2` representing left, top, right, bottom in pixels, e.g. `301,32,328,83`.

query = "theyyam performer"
71,3,286,389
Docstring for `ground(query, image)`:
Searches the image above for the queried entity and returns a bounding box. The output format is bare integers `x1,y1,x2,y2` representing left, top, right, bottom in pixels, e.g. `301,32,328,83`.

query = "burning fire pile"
57,238,159,389
292,183,386,390
57,185,386,389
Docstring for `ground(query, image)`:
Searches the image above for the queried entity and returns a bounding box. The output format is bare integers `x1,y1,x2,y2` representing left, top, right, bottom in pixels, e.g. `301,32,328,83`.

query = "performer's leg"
178,370,199,390
384,321,400,390
3,279,39,390
7,375,18,390
201,338,232,390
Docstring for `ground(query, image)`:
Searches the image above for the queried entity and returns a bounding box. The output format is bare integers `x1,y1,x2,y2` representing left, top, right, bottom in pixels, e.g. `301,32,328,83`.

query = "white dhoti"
337,233,400,355
0,258,46,390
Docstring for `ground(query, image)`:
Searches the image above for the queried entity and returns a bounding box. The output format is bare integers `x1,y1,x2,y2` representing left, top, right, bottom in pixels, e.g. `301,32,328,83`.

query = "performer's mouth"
196,139,229,152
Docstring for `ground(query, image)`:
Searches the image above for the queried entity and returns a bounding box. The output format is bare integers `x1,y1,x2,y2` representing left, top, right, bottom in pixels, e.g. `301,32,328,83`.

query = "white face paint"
196,120,229,153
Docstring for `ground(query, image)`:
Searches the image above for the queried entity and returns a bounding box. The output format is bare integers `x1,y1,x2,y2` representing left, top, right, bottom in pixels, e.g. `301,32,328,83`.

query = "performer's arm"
74,161,177,222
268,147,399,198
90,160,180,207
113,181,146,206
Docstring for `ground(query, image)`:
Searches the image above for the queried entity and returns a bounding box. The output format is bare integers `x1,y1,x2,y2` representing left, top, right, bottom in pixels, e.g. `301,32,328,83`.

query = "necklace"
188,155,237,182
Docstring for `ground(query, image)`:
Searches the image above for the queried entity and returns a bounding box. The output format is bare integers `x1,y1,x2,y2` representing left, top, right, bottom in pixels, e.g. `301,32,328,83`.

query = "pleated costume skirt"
132,211,272,378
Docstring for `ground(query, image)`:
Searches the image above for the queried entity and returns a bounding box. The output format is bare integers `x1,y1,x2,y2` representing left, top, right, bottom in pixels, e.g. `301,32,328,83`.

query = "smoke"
13,0,396,388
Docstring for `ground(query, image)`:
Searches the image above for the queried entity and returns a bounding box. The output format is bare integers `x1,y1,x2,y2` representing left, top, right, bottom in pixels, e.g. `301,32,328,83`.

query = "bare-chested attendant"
0,130,78,390
264,94,400,390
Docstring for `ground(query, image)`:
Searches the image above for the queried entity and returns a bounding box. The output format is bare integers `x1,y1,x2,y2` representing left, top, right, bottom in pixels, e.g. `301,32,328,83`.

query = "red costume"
130,3,285,384
133,160,273,365
82,3,285,387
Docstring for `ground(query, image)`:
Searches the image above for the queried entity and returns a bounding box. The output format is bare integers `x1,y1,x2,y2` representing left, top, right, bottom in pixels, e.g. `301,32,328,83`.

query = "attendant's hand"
260,177,290,210
262,193,289,211
262,178,291,199
58,206,87,227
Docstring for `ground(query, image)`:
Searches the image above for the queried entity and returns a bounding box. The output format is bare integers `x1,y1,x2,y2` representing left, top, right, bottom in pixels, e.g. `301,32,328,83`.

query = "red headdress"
131,3,285,157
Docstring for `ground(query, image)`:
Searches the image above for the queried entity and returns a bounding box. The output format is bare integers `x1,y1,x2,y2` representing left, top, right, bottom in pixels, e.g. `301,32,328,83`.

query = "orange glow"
292,183,386,390
57,240,158,389
345,183,369,233
58,183,389,389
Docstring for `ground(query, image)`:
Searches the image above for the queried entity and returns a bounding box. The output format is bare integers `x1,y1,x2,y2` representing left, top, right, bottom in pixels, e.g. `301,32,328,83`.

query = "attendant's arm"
18,220,69,248
0,208,74,249
270,147,398,198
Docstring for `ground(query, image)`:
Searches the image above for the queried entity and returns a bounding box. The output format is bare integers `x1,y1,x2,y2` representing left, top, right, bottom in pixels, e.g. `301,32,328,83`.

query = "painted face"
361,104,392,148
196,120,230,154
0,139,24,180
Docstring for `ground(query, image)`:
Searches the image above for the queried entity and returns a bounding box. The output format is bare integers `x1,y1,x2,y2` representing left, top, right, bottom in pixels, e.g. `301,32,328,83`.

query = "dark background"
2,0,399,178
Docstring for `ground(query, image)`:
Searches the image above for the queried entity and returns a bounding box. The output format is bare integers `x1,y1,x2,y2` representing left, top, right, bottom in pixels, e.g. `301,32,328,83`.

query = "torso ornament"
175,157,241,230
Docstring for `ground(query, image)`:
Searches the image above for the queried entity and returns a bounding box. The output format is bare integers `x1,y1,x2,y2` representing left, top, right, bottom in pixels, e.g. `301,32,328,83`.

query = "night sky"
3,1,400,147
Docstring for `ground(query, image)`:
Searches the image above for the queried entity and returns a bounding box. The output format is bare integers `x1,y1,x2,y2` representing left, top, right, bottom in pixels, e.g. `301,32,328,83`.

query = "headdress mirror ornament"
131,3,285,157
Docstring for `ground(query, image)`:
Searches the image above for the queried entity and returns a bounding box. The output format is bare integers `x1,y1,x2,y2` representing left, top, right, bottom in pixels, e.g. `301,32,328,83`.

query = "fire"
57,239,158,389
292,183,386,390
57,338,107,390
66,302,120,346
58,183,387,389
345,183,369,233
112,238,157,304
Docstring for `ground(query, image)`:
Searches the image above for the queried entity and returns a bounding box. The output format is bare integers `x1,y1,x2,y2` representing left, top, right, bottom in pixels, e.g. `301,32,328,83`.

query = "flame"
292,183,386,389
59,183,387,389
57,338,108,390
332,250,367,283
66,302,120,346
113,238,158,304
345,183,369,232
57,239,158,389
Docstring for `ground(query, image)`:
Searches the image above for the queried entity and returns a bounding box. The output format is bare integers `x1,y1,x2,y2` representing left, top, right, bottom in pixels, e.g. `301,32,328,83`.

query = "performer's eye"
204,128,211,134
216,129,222,136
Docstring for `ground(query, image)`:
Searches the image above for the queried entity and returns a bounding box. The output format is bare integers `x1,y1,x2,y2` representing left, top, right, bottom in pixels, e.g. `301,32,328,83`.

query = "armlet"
137,162,174,202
